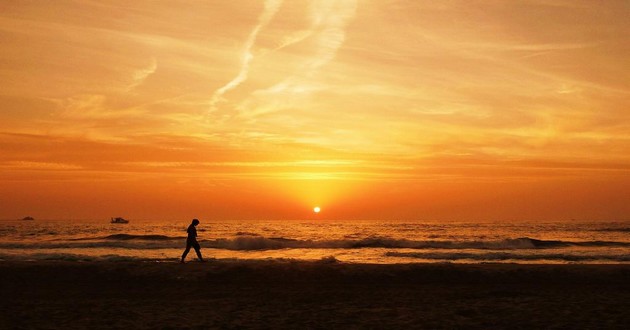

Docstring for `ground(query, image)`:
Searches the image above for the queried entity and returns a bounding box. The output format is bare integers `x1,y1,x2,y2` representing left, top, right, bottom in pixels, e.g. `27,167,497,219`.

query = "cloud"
271,29,313,51
0,161,83,171
236,0,358,118
208,0,284,112
278,0,357,83
126,57,157,91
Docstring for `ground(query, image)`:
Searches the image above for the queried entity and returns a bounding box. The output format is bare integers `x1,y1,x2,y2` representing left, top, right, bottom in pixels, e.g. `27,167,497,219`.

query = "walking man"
181,218,204,263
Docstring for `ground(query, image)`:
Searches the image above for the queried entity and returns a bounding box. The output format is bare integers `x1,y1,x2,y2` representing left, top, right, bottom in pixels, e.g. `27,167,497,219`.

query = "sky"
1,0,629,221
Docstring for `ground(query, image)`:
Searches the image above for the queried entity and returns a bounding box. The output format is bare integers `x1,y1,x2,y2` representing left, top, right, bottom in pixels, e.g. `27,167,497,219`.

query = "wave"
2,250,628,264
103,234,179,241
0,241,183,250
235,232,261,236
385,251,630,262
66,234,182,242
207,236,630,251
595,227,630,233
0,253,155,262
1,236,629,251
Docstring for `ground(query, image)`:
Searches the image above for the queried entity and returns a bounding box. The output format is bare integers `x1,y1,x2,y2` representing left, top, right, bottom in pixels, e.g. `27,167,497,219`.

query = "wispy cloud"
271,29,313,51
0,161,83,171
208,0,284,112
126,57,157,91
236,0,358,118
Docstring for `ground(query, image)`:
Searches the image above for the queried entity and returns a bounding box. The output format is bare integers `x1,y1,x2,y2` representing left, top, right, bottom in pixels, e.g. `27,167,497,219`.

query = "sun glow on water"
313,206,321,214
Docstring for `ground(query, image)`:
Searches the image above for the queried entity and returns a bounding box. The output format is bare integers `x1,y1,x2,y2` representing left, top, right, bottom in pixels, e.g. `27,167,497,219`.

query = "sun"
313,206,321,214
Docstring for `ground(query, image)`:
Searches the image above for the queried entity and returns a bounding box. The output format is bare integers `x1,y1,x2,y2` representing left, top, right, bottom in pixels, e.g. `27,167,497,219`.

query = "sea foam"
2,236,628,251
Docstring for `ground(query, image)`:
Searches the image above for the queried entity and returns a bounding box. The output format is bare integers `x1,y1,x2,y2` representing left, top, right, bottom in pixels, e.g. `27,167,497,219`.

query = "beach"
2,260,629,329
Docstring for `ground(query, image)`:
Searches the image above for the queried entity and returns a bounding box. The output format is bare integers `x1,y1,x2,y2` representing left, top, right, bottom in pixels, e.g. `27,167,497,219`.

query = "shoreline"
2,260,630,328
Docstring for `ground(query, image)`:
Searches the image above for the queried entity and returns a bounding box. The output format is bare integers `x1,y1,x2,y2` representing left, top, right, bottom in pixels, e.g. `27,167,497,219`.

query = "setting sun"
0,2,628,328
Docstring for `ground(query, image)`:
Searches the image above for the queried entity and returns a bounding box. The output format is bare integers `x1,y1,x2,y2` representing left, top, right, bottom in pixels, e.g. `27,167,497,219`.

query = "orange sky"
1,1,629,221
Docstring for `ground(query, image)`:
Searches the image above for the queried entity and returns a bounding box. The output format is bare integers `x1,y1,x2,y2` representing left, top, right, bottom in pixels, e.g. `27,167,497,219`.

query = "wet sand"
1,260,629,329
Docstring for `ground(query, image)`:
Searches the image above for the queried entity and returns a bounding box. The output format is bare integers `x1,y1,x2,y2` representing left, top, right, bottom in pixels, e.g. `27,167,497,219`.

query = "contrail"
271,29,313,52
254,0,358,97
126,57,157,92
229,0,358,120
209,0,283,112
305,0,357,75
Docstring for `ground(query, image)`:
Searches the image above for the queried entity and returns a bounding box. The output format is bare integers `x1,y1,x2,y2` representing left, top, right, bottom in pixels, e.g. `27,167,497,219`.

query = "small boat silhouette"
22,216,35,221
110,217,129,224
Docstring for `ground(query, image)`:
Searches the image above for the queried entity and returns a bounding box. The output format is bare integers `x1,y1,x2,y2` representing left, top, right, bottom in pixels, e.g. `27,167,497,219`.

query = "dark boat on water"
22,216,35,221
110,217,129,224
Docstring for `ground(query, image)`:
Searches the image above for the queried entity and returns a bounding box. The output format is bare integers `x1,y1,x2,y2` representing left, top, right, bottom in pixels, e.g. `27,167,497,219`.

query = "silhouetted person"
181,218,204,263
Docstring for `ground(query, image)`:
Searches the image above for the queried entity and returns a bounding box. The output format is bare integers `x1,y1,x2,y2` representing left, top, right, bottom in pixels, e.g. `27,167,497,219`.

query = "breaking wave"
235,232,261,236
103,234,179,241
1,236,629,251
385,251,630,262
205,236,630,251
0,253,154,262
595,227,630,233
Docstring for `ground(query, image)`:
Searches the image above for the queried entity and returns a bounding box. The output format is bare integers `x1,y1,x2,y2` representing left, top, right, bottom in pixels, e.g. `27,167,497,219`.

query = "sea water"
0,219,629,264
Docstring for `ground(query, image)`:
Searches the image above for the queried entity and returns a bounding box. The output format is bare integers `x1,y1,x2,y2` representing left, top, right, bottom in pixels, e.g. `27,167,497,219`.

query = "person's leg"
193,241,203,261
181,242,192,262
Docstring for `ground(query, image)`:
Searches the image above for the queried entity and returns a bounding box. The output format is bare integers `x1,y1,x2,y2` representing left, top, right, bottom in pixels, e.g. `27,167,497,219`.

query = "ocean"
1,219,629,264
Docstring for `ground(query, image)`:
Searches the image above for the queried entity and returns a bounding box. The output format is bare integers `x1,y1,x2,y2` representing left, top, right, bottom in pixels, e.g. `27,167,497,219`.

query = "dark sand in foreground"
1,260,629,329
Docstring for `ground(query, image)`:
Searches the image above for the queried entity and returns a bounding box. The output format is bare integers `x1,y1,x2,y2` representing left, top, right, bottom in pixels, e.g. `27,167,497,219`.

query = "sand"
1,260,629,329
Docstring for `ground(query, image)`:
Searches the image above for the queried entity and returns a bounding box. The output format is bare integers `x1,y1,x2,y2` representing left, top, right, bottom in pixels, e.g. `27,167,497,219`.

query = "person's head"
192,219,200,226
